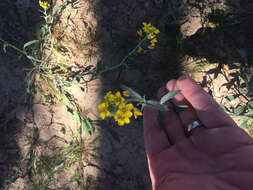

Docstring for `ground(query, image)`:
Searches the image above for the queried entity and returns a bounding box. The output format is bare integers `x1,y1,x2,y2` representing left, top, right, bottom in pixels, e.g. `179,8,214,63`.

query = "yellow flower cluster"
39,0,50,9
97,91,142,126
137,22,160,51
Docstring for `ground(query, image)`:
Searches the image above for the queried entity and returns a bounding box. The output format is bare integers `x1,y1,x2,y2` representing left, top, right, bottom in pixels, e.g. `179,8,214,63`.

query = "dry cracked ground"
1,0,253,189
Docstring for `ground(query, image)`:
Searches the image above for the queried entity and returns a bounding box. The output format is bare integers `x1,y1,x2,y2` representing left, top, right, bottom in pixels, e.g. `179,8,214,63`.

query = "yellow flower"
137,47,143,53
104,91,115,102
147,33,155,40
151,38,158,44
148,44,155,49
115,103,133,126
154,28,160,34
142,22,152,33
133,108,143,119
39,0,50,9
97,102,110,120
137,29,143,37
123,90,130,97
114,91,125,106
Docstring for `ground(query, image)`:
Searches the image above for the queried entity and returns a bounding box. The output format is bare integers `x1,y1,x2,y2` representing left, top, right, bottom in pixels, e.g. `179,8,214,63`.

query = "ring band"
187,121,201,133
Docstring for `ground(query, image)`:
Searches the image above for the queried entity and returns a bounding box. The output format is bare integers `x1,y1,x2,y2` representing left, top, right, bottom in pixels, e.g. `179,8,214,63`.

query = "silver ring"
187,121,201,133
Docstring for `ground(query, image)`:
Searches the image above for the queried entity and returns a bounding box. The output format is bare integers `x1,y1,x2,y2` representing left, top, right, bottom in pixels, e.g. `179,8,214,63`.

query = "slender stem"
0,38,27,56
125,98,144,104
98,35,149,76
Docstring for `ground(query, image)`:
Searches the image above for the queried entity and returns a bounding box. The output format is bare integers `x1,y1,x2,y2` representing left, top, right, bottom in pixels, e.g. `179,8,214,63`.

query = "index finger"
176,76,237,128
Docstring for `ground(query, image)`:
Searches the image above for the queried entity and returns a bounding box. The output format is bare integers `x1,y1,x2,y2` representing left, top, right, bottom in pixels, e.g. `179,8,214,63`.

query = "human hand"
143,76,253,190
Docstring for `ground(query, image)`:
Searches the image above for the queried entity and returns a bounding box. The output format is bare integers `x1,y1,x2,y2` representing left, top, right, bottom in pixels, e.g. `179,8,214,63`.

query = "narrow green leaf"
240,73,248,85
246,91,253,98
225,95,235,102
248,101,253,108
175,105,188,112
61,94,70,105
240,117,248,129
3,43,7,53
220,104,230,112
81,119,92,136
120,84,142,99
160,90,181,104
27,55,43,63
146,100,169,111
240,89,247,95
228,63,240,70
233,106,246,116
23,40,39,50
246,75,253,97
73,110,81,125
52,1,68,16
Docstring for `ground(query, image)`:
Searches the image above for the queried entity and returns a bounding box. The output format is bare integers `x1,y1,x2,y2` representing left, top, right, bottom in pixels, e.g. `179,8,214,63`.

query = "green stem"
0,38,27,56
97,35,149,76
125,98,144,104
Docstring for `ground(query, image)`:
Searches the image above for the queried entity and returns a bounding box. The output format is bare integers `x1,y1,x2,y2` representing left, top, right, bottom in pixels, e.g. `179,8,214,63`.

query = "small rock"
33,92,43,104
33,104,52,127
7,177,25,190
180,8,202,36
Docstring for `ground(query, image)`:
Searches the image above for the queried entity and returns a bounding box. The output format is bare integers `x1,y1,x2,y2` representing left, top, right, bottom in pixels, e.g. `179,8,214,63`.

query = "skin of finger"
166,79,200,130
176,76,237,128
143,105,170,157
157,85,187,143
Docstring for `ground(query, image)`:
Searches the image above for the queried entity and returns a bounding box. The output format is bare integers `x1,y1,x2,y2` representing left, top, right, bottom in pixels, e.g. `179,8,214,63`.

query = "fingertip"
166,79,177,92
176,76,238,128
167,79,186,104
176,76,203,99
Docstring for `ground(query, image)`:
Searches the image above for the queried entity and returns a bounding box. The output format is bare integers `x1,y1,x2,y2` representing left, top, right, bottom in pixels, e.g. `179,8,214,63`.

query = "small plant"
39,0,50,10
98,85,188,126
89,22,160,80
220,72,253,129
137,22,160,53
97,90,142,126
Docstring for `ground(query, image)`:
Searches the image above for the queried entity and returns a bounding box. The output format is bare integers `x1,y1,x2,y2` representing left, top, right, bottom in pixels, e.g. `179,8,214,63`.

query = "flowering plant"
97,91,142,126
137,22,160,53
98,85,187,126
39,0,50,10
